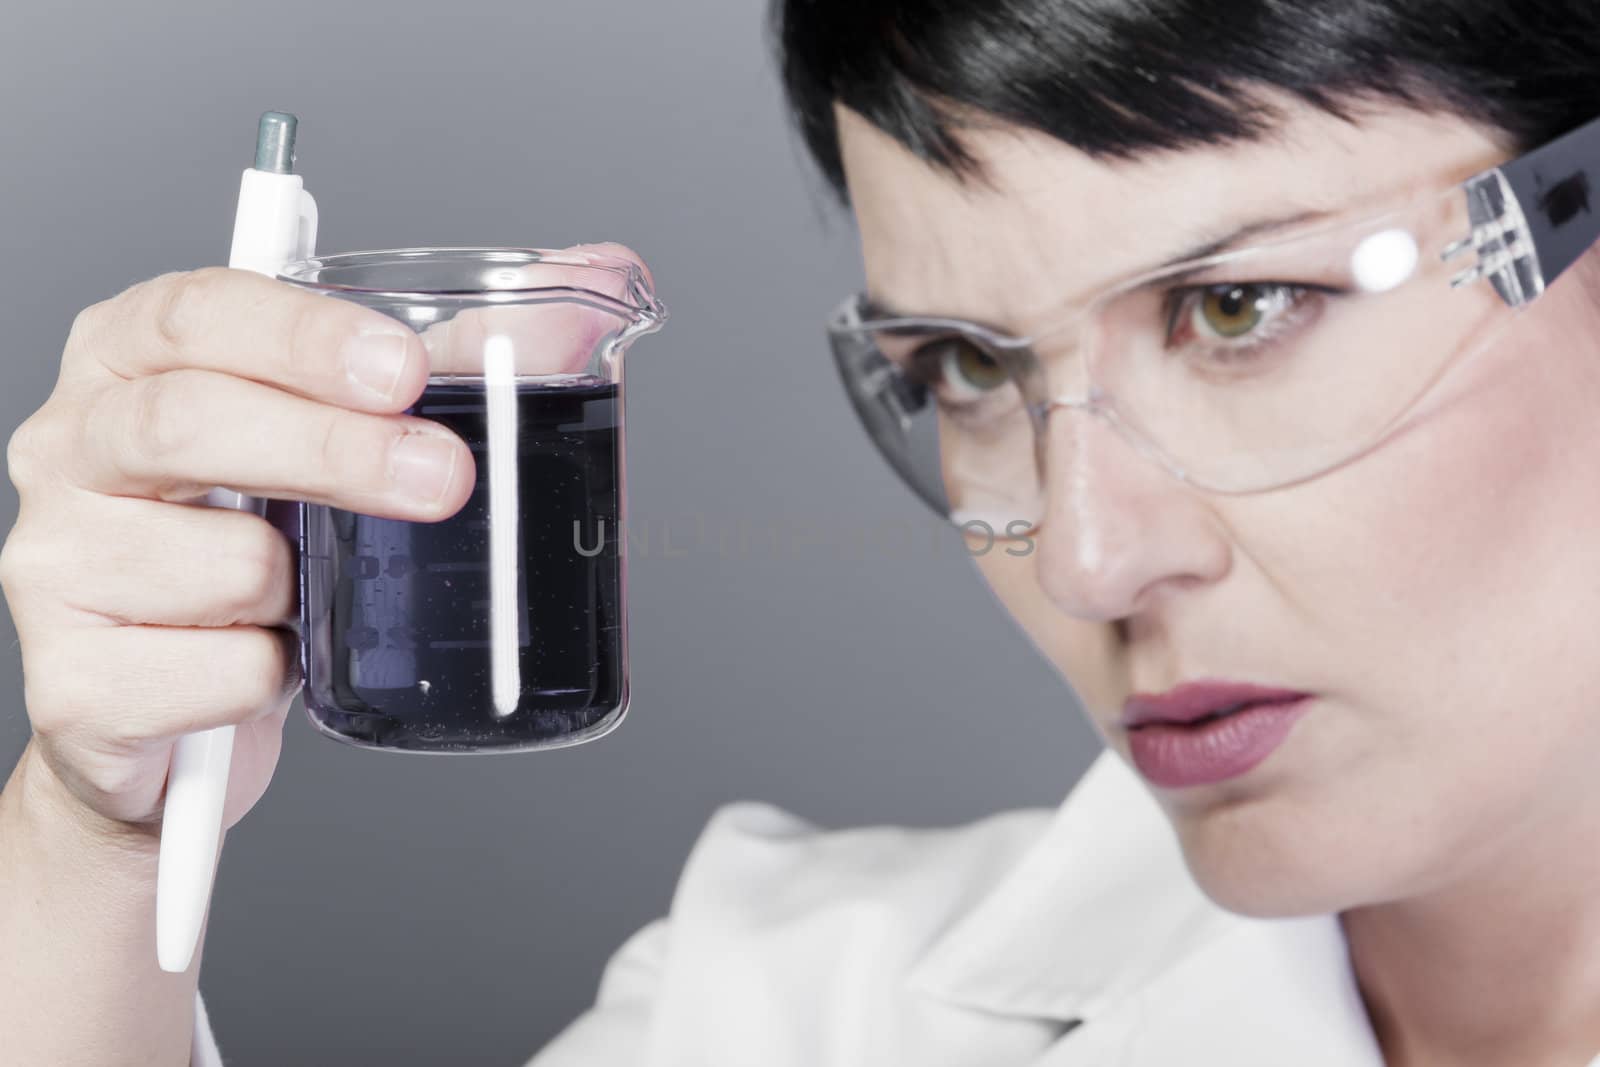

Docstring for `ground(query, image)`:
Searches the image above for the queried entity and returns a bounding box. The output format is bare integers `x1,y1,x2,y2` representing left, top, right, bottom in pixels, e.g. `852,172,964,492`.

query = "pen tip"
254,111,298,175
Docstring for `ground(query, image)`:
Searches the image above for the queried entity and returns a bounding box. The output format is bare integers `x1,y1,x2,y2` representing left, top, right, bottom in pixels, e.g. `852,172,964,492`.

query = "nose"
1032,401,1232,622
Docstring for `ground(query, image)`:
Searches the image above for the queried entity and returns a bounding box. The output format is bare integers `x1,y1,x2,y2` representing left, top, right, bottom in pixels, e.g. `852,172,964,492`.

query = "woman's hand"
0,265,473,839
0,245,649,1066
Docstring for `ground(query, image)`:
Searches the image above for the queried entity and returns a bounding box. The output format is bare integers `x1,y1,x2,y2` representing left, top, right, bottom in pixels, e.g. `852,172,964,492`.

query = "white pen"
156,111,319,973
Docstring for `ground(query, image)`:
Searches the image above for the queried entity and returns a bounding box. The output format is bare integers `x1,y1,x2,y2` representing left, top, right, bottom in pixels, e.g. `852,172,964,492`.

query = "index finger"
63,267,431,413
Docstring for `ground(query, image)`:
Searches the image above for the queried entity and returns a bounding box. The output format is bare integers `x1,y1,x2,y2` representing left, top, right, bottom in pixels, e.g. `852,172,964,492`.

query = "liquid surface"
301,376,625,751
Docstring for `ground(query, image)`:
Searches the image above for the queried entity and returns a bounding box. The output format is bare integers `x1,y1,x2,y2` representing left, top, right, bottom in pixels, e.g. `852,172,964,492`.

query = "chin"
1164,796,1385,919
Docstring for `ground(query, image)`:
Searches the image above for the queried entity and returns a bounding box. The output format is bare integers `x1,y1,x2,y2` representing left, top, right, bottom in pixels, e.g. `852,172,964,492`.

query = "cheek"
1178,429,1600,913
1206,296,1600,897
1279,307,1600,734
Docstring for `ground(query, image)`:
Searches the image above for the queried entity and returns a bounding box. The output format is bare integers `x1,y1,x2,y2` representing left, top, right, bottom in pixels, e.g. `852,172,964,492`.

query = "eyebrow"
863,206,1333,322
1155,207,1331,272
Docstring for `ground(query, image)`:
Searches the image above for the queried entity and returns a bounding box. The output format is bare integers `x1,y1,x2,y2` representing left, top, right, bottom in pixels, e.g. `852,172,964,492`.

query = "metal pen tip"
254,111,298,174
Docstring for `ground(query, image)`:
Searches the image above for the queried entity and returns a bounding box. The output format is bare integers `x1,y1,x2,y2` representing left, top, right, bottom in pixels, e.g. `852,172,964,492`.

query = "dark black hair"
772,0,1600,203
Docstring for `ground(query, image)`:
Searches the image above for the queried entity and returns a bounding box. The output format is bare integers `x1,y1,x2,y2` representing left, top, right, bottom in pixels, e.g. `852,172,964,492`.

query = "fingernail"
389,433,458,505
343,329,412,402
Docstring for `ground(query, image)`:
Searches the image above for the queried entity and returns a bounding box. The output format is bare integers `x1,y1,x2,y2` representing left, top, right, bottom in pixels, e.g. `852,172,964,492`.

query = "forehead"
836,100,1506,329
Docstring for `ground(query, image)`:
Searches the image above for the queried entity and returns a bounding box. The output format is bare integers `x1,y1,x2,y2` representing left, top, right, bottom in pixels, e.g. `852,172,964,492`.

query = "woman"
5,0,1600,1063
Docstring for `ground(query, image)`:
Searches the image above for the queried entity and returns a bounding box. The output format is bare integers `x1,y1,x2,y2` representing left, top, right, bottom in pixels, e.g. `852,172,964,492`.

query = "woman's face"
837,99,1600,916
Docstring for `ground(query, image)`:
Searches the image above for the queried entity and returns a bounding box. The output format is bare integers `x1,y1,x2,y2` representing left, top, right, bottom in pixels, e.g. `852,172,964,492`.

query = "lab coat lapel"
906,751,1239,1021
1027,915,1386,1066
905,751,1386,1065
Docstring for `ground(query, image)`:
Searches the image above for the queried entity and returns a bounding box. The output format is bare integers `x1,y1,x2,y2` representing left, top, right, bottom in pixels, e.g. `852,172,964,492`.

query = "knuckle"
69,754,146,811
0,530,41,595
65,299,112,360
152,267,230,355
21,640,86,741
314,408,345,471
574,240,645,267
123,371,198,470
99,704,157,751
282,291,339,387
5,415,46,492
226,521,292,616
312,408,387,493
231,630,291,712
575,242,653,288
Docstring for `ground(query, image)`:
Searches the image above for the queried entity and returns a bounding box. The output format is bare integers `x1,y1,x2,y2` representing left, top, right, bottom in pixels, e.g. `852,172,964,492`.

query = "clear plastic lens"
830,186,1515,527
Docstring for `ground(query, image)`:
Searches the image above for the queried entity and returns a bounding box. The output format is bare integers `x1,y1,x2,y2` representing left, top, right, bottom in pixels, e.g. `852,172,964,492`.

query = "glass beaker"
279,248,666,752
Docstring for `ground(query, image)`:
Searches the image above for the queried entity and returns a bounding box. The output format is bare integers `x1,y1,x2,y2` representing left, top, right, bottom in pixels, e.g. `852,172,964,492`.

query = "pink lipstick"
1121,681,1312,789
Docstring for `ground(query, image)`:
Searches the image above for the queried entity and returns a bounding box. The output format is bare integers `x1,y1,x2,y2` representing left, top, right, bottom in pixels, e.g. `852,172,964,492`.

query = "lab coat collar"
905,750,1384,1061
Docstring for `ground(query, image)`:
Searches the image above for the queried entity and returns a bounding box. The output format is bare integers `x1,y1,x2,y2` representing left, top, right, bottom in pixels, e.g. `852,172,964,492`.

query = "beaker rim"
277,247,665,324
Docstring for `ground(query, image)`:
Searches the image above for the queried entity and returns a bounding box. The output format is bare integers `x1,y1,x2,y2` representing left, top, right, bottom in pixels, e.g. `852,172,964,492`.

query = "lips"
1122,681,1310,729
1121,681,1313,789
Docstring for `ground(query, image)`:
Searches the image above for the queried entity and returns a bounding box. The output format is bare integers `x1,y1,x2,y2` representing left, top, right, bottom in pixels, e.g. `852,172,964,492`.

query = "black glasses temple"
1453,113,1600,307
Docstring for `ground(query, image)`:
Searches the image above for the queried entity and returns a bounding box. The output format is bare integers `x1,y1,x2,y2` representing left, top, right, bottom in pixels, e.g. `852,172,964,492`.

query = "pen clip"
297,189,319,261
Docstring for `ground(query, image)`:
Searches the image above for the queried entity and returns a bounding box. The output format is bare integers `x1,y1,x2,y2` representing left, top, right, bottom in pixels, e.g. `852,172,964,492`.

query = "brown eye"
1199,284,1274,339
912,336,1009,400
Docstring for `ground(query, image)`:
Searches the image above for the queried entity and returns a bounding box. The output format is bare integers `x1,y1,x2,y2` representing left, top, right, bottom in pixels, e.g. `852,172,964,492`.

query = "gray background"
0,2,1098,1063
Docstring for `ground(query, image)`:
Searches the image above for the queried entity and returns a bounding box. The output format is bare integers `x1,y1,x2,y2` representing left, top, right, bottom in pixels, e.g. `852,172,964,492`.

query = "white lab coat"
190,750,1600,1066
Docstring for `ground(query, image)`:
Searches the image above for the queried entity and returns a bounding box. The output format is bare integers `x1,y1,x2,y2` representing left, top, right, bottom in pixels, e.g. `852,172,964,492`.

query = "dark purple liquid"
300,377,624,751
